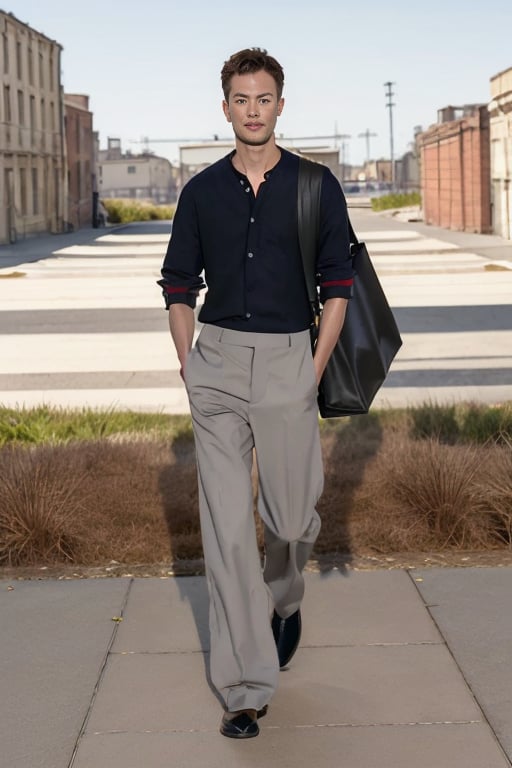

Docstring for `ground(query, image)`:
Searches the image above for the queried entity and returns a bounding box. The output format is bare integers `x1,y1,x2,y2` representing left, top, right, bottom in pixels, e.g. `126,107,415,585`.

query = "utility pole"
333,128,351,183
358,129,377,164
340,139,350,182
384,82,396,190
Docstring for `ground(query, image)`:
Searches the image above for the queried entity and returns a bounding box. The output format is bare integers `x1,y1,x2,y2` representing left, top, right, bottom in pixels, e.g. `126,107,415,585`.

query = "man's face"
222,70,284,147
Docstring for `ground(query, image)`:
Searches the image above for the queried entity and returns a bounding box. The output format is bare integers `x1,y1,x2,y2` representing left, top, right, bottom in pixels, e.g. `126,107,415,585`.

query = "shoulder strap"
297,157,323,316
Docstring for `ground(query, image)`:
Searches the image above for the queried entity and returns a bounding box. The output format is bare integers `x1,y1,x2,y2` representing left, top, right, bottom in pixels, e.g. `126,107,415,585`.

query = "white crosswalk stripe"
0,223,511,413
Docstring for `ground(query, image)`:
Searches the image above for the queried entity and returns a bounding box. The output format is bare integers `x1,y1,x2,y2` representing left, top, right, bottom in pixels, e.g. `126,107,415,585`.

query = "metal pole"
384,82,395,190
358,129,377,164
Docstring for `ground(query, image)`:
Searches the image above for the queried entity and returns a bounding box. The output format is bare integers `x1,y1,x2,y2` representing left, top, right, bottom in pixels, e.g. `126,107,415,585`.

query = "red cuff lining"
164,285,189,294
320,279,354,287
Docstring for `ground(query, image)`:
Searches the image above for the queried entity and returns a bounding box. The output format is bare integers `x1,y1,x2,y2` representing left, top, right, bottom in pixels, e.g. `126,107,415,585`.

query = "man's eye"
235,99,246,104
260,99,270,104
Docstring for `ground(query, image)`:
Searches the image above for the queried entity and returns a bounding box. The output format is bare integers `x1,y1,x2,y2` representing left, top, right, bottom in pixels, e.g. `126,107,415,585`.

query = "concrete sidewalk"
1,568,511,768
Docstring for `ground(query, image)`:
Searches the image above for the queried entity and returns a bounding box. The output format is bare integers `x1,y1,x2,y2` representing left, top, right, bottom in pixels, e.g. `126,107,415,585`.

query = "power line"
129,133,352,145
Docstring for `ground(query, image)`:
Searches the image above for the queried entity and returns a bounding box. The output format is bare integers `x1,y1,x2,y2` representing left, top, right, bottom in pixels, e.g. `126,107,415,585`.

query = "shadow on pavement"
316,413,383,577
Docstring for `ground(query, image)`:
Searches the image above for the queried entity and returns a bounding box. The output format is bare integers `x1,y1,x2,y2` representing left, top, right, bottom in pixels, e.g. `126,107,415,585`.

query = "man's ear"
222,100,231,122
277,97,285,116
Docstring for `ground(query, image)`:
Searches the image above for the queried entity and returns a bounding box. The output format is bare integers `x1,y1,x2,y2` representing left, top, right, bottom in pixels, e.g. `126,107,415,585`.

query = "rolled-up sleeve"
316,170,354,304
157,182,206,309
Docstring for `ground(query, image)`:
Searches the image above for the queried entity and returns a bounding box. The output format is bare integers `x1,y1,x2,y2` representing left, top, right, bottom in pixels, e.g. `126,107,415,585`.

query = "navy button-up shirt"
158,148,353,333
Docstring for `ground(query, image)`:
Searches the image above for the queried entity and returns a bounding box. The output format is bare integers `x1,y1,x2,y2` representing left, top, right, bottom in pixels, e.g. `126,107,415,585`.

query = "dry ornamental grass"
0,405,511,568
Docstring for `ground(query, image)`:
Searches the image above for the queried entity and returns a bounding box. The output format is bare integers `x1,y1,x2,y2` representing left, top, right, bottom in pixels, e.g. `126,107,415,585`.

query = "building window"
2,33,8,73
32,168,39,215
16,40,22,79
51,101,56,132
17,90,24,125
30,95,36,131
41,98,45,130
39,50,44,88
127,166,136,174
28,45,34,85
49,51,55,91
20,168,27,215
4,85,11,123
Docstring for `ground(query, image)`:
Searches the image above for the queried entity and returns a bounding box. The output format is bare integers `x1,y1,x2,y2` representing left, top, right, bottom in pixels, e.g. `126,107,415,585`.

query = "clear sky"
8,0,512,166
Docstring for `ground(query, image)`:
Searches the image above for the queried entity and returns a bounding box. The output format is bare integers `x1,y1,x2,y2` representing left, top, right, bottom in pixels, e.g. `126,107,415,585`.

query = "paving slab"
0,578,131,768
112,576,209,653
414,567,512,762
111,571,442,655
73,723,510,768
87,643,482,735
272,645,483,727
301,570,443,646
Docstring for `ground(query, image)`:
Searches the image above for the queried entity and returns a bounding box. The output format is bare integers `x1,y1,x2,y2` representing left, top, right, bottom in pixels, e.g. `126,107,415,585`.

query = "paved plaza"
1,569,512,767
1,208,511,411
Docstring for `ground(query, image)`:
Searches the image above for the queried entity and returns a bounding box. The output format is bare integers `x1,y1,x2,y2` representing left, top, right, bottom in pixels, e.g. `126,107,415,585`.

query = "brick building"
64,93,95,230
489,67,512,240
418,105,491,233
0,11,66,244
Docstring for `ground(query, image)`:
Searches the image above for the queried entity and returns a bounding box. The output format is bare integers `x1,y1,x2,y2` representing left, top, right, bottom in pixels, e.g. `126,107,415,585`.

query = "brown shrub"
76,439,200,564
0,440,202,566
1,425,512,568
0,445,88,565
483,437,512,547
369,434,495,551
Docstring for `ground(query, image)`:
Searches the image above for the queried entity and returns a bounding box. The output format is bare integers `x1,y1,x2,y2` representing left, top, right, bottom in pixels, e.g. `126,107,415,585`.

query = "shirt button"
247,252,254,258
245,312,251,318
245,187,250,193
250,217,255,223
239,179,244,185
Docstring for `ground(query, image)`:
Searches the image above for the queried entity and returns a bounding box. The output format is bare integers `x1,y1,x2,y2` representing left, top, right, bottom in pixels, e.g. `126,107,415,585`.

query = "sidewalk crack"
67,578,134,768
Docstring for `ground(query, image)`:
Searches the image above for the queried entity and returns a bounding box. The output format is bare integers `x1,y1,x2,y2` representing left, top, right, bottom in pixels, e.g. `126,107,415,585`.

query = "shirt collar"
226,147,286,182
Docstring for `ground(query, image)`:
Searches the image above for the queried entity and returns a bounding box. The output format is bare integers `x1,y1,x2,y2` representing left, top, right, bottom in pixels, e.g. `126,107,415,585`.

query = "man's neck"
232,140,281,176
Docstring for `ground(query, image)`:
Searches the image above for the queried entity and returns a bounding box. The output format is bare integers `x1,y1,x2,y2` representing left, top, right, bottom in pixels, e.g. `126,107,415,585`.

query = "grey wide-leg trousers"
185,324,324,712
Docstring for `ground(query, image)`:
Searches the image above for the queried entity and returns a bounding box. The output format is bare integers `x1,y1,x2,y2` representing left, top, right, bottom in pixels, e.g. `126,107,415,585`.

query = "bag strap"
297,157,358,322
297,157,323,319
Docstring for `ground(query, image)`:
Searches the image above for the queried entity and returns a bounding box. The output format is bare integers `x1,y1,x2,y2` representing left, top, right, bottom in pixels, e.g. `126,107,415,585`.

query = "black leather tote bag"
298,157,402,418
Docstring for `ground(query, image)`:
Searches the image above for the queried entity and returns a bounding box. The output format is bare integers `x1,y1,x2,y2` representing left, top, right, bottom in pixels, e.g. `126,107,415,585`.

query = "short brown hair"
221,48,284,100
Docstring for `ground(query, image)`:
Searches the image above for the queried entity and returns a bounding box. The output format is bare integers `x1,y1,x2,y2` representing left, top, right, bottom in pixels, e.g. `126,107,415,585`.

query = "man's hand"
313,298,348,384
169,304,195,381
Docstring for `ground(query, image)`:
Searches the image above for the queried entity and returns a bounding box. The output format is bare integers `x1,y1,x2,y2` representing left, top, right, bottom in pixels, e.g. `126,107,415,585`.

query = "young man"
158,48,353,739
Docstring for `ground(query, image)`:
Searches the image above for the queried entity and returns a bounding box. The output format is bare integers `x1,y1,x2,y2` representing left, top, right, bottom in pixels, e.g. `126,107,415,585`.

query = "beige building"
0,11,66,244
178,141,234,191
489,66,512,239
178,141,344,190
99,138,177,203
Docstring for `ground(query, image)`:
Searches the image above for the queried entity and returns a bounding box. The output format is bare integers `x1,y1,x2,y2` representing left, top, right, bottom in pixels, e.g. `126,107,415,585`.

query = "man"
158,48,353,739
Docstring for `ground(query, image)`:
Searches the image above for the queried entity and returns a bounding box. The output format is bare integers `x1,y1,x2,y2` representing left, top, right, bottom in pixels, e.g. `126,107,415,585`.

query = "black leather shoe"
220,709,259,739
272,608,302,668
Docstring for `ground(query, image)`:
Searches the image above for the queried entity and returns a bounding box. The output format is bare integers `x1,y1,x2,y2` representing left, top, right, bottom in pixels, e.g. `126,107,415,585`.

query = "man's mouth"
245,123,263,130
